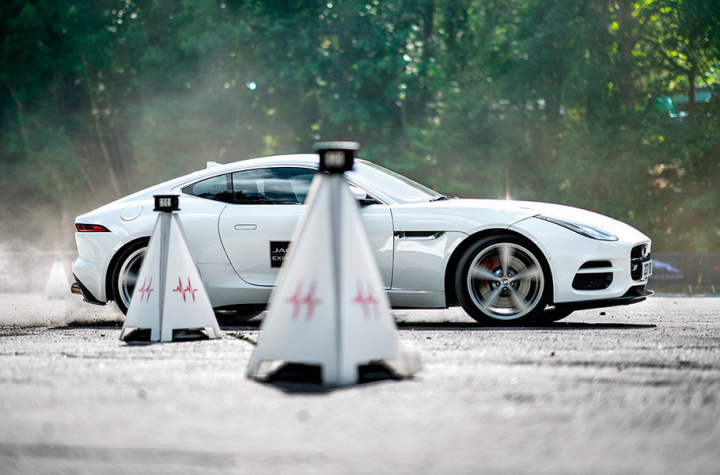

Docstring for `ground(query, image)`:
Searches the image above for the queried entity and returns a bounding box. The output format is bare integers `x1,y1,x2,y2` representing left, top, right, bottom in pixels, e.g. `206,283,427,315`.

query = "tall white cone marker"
119,195,221,342
247,142,421,386
45,261,70,299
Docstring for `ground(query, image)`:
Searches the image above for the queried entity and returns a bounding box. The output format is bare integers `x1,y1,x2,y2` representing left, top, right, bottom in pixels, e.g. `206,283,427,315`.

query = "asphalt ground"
0,294,718,474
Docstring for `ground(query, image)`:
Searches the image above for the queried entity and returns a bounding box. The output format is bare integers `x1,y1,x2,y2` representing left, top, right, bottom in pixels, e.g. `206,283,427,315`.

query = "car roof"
206,154,321,174
161,154,321,191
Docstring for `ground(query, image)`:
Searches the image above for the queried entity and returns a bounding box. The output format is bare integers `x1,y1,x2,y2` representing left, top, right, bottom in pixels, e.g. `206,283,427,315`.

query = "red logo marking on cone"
137,277,154,303
173,277,198,303
353,281,380,319
286,280,322,320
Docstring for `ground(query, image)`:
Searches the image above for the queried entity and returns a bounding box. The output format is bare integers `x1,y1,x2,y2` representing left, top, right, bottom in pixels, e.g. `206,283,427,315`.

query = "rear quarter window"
183,174,233,203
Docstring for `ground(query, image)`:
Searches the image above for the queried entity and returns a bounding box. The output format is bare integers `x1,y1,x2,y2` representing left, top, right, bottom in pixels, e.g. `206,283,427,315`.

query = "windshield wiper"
429,195,452,202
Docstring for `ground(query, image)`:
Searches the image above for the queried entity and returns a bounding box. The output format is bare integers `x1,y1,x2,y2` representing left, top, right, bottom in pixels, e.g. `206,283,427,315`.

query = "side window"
232,168,315,205
183,174,233,203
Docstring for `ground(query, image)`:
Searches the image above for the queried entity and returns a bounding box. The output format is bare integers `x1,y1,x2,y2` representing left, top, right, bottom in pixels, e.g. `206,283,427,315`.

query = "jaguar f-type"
71,154,653,325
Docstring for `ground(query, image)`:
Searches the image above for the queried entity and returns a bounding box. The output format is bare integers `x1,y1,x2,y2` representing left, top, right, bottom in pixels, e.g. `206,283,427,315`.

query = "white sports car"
71,154,653,325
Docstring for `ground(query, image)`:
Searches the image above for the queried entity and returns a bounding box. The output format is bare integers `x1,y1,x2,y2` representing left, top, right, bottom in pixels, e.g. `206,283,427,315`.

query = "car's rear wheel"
111,240,148,315
455,234,550,325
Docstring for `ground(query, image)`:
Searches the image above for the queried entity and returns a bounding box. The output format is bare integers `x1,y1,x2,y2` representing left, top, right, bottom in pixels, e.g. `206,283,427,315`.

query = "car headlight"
535,215,618,241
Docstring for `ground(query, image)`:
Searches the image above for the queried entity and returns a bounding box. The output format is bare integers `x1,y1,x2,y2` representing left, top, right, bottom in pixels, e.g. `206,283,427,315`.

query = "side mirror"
348,185,378,206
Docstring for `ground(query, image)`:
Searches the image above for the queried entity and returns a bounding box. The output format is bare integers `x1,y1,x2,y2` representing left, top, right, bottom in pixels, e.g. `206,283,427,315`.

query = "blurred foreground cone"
45,261,70,299
120,195,221,342
247,142,421,386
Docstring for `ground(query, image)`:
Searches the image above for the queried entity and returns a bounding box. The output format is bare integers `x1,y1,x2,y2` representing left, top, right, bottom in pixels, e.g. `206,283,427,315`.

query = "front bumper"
552,285,653,312
510,217,652,305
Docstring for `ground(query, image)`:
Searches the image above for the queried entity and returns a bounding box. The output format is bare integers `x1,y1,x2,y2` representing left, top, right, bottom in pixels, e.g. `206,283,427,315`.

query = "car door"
218,166,394,288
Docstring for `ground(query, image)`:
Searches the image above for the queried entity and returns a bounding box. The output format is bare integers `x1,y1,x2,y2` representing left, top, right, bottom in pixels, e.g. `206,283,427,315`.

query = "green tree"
0,0,718,253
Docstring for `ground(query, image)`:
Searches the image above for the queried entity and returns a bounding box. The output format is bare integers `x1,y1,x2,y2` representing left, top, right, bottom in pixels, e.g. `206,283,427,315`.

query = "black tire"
455,234,551,326
110,239,149,315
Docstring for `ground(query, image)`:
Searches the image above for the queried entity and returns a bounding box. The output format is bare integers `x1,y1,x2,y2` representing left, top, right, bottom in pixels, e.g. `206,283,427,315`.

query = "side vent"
572,273,613,290
574,260,614,290
394,231,445,241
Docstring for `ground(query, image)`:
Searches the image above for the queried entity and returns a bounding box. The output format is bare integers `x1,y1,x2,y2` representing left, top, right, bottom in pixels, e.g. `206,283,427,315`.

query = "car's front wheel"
455,234,550,325
111,240,148,315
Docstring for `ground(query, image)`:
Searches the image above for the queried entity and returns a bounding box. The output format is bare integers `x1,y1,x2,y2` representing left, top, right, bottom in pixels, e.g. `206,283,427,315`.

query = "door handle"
234,224,258,231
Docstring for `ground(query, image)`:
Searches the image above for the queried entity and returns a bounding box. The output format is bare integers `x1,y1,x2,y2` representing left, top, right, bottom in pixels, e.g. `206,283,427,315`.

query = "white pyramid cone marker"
120,196,221,342
247,145,421,386
45,261,70,300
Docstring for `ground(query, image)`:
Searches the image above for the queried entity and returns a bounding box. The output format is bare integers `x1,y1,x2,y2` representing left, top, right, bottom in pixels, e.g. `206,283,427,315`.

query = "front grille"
631,244,651,280
631,245,646,260
572,272,613,290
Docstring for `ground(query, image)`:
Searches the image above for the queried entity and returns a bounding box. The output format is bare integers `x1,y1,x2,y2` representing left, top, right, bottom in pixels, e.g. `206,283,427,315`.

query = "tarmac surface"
0,294,718,474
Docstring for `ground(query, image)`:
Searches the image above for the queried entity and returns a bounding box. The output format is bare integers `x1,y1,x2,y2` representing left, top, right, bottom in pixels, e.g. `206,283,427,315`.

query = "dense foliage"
1,0,718,252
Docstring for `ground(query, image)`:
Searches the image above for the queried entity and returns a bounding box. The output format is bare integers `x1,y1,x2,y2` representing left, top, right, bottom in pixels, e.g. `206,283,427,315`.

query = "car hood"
487,199,620,229
391,199,622,233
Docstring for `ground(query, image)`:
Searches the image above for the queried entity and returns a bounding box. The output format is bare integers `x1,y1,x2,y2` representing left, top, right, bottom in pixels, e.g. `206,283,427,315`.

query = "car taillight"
75,223,111,232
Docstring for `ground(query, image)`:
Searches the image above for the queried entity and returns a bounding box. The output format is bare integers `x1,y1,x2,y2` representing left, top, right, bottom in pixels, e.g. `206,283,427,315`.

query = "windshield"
349,160,442,204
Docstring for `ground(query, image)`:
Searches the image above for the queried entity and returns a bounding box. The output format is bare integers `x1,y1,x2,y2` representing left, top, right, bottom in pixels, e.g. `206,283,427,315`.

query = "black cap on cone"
154,194,180,212
313,141,360,174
